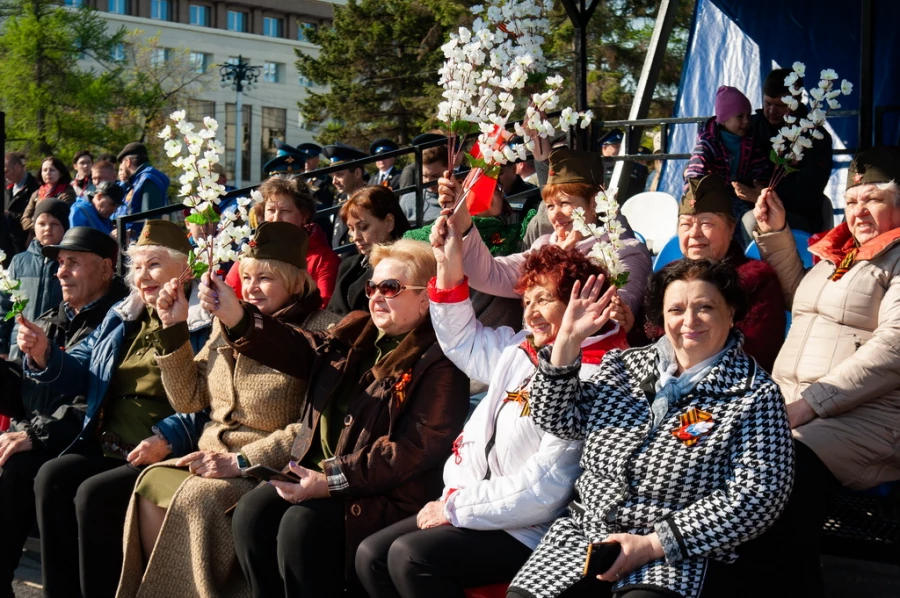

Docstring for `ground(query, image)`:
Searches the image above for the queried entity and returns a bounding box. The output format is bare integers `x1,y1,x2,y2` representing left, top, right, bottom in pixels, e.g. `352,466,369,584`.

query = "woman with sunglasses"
355,218,628,597
198,239,469,598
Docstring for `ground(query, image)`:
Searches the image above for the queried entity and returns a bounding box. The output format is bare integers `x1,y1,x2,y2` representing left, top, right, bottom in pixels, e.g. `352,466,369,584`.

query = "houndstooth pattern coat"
509,333,794,598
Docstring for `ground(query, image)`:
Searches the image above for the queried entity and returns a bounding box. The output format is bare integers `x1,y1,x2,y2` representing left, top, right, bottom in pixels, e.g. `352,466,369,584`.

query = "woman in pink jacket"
438,148,652,318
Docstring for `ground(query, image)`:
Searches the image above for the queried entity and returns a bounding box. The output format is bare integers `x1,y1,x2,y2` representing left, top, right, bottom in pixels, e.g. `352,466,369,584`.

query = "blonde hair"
125,245,188,292
238,257,316,297
369,239,436,286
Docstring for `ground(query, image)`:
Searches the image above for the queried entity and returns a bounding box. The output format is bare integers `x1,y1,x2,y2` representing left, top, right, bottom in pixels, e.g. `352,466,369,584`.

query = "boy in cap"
0,226,129,596
0,199,69,360
69,182,125,234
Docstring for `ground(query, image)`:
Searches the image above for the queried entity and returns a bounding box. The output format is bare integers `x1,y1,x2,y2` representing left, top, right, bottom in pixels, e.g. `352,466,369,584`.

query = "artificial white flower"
841,79,853,95
580,110,594,129
792,62,806,77
170,109,186,121
820,69,838,81
158,125,172,139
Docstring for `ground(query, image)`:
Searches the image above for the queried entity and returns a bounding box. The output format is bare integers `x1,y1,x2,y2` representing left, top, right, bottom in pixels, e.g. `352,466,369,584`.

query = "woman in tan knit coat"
116,222,323,598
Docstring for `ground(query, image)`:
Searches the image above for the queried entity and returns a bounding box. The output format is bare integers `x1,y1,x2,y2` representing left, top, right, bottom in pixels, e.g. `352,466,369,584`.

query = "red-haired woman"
354,215,628,597
21,157,75,236
327,186,410,316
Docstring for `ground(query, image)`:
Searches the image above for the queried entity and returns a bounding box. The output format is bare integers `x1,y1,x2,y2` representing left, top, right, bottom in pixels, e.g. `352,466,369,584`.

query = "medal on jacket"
504,388,531,417
671,407,714,446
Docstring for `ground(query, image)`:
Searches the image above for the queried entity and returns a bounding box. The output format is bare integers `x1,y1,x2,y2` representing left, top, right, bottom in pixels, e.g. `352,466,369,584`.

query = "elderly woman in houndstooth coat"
507,259,795,598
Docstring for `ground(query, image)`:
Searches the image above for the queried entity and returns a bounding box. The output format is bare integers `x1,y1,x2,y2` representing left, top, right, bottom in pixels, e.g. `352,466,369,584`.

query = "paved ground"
11,546,900,596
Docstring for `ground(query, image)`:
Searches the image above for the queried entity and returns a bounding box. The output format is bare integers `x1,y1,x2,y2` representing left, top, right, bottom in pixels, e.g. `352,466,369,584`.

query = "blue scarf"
649,335,734,431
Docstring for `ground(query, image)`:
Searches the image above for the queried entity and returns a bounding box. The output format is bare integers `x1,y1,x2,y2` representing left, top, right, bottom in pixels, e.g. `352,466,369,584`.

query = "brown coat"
227,307,470,578
758,224,900,489
116,294,320,598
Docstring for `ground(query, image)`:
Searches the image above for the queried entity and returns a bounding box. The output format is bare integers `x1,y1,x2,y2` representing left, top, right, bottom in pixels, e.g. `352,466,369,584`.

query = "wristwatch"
236,453,250,477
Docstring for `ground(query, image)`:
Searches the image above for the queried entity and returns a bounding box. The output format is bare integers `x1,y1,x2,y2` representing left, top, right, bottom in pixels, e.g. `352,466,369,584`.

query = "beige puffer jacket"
757,223,900,489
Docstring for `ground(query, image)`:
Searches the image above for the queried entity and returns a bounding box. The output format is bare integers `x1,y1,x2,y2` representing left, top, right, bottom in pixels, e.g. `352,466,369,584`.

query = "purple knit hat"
714,86,752,124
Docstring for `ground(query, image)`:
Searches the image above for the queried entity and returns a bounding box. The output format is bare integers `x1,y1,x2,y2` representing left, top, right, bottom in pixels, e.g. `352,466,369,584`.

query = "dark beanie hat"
244,222,308,270
33,198,71,231
135,220,191,255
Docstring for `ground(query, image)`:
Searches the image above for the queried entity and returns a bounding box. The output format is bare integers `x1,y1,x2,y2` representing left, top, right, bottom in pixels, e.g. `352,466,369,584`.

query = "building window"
189,4,210,26
108,0,128,15
150,0,168,20
113,43,127,62
65,0,85,6
225,103,252,183
227,11,247,33
262,17,283,38
261,107,287,172
298,76,313,87
150,48,170,67
185,100,216,127
263,62,282,84
189,52,209,74
297,22,317,42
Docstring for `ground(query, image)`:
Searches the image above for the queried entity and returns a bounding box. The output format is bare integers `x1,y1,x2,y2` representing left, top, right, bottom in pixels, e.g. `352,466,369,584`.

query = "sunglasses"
365,279,426,299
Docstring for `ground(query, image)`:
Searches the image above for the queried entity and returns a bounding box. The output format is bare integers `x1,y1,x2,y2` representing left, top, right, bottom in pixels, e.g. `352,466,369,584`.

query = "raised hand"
609,295,635,333
15,315,49,370
198,272,243,328
156,278,188,328
551,275,616,366
437,172,460,210
431,213,465,290
754,187,787,234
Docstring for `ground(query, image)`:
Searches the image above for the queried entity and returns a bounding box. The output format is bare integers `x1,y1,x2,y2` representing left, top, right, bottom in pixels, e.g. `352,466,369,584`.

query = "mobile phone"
243,465,299,483
582,541,621,578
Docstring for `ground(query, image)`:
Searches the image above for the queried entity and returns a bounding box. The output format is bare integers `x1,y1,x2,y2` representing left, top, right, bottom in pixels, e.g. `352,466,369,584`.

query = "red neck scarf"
38,182,68,200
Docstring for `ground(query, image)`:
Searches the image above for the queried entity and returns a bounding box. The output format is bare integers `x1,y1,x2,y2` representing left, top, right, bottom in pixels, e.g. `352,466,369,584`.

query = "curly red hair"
514,245,610,303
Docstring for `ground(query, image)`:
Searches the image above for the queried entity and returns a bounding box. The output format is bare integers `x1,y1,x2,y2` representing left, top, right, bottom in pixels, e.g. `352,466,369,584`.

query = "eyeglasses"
365,279,426,299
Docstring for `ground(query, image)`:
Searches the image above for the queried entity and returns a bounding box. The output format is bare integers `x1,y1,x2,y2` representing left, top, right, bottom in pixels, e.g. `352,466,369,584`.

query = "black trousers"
737,439,840,598
356,514,534,598
508,559,737,598
34,453,141,598
0,450,52,595
232,483,348,598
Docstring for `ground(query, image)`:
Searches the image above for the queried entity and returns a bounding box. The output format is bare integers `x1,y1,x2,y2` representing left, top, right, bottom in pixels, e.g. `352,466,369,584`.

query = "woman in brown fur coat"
116,222,322,598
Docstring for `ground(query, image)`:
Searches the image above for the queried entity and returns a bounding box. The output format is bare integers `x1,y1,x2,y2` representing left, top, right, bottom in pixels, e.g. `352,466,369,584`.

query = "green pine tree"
0,0,127,160
295,0,470,148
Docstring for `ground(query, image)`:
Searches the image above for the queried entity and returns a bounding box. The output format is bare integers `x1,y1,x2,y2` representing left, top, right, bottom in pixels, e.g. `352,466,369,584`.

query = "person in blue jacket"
69,182,125,235
16,220,211,598
114,143,171,237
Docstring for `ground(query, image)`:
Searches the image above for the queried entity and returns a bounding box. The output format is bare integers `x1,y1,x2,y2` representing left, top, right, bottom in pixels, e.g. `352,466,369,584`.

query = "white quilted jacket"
430,295,617,548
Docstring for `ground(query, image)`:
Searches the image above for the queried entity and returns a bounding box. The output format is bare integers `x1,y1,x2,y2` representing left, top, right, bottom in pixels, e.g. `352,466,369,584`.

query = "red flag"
464,139,498,216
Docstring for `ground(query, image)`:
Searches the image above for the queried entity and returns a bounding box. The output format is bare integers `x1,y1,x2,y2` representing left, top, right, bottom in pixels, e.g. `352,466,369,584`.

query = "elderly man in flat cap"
115,142,171,236
0,227,129,597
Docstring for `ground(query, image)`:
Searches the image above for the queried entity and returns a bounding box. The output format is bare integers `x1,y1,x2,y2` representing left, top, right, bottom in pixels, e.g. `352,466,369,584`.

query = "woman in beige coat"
743,146,900,596
116,222,323,598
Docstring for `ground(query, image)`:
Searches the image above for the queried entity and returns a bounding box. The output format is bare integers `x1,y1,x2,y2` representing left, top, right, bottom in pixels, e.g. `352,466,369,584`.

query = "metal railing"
114,106,899,274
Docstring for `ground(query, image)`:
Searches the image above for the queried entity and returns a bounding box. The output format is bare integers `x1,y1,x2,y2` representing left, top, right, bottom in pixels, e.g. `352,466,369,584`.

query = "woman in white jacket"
354,215,629,597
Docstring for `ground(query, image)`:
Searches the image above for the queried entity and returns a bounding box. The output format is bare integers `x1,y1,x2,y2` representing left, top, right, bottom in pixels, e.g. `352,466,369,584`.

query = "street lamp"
219,55,261,186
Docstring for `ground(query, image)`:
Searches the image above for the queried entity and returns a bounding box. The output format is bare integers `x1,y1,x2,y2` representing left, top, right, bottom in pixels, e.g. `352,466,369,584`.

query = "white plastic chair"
620,192,679,254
